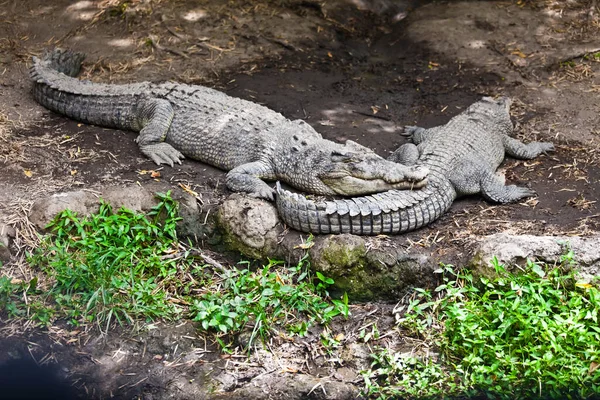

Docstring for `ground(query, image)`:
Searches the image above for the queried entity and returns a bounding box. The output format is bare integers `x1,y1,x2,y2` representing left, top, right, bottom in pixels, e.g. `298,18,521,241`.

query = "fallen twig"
352,110,391,121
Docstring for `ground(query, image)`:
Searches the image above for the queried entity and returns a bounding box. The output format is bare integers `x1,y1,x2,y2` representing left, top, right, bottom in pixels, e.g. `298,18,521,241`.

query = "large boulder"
217,194,284,260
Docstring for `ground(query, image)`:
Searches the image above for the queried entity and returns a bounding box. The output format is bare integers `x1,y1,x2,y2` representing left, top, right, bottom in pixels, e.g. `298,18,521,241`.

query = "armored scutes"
30,49,428,200
276,97,554,235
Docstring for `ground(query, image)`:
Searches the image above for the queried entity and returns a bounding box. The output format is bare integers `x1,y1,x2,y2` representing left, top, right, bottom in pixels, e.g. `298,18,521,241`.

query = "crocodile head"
318,140,429,196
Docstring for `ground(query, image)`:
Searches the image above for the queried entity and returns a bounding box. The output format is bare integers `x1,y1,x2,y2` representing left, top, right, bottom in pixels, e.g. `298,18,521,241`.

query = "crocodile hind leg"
502,135,554,159
388,143,419,165
225,161,277,200
449,160,536,203
135,98,184,167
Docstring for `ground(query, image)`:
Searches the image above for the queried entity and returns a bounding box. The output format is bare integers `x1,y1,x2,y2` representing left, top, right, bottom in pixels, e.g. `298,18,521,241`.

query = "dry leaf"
70,170,78,176
294,241,314,250
327,51,333,58
151,171,161,178
23,169,32,178
179,183,199,197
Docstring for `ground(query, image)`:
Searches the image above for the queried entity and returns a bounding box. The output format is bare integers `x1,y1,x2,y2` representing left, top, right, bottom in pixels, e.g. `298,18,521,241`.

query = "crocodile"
30,49,428,200
276,97,554,235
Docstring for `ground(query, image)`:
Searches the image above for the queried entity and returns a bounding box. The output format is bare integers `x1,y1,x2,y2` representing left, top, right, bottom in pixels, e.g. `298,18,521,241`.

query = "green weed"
28,192,184,327
362,255,600,399
190,256,349,350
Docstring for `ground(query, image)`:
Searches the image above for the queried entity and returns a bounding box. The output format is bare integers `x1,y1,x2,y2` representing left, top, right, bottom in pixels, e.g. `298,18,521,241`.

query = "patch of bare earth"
0,0,599,398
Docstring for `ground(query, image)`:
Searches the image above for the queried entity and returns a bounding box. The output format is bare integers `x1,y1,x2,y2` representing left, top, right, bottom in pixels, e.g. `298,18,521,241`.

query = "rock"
216,199,441,301
217,194,283,260
0,223,16,264
309,234,437,301
471,233,600,281
29,185,198,232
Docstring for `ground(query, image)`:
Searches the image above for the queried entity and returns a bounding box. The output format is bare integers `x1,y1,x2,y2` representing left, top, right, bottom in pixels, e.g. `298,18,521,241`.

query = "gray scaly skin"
276,97,554,235
30,49,428,200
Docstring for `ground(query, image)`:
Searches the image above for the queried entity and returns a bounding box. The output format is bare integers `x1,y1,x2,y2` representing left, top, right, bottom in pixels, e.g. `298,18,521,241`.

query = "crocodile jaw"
322,176,428,196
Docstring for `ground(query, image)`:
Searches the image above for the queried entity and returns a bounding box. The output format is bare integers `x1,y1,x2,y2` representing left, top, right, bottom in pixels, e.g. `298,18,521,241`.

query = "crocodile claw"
401,126,425,137
248,186,276,201
140,143,185,167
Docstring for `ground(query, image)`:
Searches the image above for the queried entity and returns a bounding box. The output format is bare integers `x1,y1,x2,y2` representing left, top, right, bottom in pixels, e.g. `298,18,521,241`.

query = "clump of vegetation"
0,192,347,350
189,259,348,349
28,192,183,328
362,254,600,399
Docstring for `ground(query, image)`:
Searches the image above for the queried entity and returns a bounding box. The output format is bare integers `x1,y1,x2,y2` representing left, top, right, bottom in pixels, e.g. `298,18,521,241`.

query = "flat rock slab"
28,184,201,237
472,233,600,281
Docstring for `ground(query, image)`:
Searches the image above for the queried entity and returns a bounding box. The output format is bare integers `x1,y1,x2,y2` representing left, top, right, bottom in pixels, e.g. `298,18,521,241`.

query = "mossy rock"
309,235,436,301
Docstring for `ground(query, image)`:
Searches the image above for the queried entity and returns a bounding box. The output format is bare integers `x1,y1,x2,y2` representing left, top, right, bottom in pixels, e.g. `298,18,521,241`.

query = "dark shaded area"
0,358,77,400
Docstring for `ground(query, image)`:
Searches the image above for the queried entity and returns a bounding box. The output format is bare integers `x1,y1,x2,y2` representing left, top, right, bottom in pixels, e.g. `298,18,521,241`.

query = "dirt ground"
0,0,599,398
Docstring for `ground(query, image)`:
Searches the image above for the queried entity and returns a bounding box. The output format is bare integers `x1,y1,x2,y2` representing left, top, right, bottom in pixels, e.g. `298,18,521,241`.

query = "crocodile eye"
301,140,307,146
293,135,299,141
292,146,299,152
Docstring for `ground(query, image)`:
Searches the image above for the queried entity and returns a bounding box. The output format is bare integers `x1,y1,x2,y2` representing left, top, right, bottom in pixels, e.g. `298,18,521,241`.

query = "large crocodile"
30,49,428,200
276,97,554,235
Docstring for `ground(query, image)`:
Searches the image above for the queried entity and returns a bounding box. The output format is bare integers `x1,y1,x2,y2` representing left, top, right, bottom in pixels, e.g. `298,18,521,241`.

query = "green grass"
0,192,347,350
27,192,183,328
362,254,600,399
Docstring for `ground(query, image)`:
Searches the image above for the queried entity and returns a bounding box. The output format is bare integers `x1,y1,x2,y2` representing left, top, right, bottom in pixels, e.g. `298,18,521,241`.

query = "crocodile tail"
35,48,85,77
275,178,456,235
30,48,150,130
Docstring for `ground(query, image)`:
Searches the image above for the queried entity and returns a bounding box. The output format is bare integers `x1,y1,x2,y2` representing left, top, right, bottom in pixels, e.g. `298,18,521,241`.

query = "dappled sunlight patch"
182,9,207,22
320,106,402,135
66,1,95,12
29,6,57,16
108,38,135,48
65,0,97,21
466,39,487,49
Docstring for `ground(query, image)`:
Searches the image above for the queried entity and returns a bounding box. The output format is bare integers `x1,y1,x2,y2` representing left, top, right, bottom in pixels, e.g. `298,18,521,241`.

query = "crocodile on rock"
276,97,554,235
30,49,428,200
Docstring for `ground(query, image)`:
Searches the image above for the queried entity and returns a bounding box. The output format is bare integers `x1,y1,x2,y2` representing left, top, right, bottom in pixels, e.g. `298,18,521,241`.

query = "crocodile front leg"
502,135,554,159
225,161,277,200
402,125,444,144
479,171,536,203
135,98,184,167
388,143,419,165
449,160,536,203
